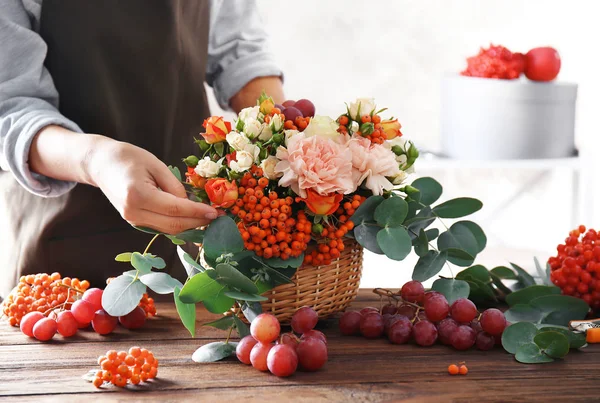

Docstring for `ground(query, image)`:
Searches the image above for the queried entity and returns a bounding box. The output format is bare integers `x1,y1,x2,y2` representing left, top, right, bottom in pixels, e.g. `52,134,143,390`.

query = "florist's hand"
86,139,217,234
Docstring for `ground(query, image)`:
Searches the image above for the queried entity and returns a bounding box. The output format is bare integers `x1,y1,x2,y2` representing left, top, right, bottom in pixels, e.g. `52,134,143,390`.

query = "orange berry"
259,219,269,229
448,364,459,375
459,365,468,375
93,377,104,388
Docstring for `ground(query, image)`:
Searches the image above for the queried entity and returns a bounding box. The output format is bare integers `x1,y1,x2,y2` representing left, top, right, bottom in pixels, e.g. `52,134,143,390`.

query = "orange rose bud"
185,167,206,189
259,98,275,115
201,116,231,144
205,178,238,209
303,189,343,216
381,118,402,140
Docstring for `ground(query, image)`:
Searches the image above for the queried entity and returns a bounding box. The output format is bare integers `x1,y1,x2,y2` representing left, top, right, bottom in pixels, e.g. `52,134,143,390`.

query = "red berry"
118,306,146,329
401,281,425,303
412,320,438,346
450,298,478,323
81,288,103,312
91,309,118,335
236,335,258,365
359,313,384,339
267,344,298,377
71,299,96,325
20,311,45,338
339,311,362,336
480,308,507,336
300,329,327,344
291,306,318,334
250,314,280,344
387,317,412,344
56,311,79,337
250,342,273,372
451,325,477,350
424,294,450,322
296,337,328,371
32,317,57,341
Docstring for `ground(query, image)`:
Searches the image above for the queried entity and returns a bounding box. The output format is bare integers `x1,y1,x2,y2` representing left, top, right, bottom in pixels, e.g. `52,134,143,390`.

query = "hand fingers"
127,209,213,235
142,184,217,220
150,159,188,199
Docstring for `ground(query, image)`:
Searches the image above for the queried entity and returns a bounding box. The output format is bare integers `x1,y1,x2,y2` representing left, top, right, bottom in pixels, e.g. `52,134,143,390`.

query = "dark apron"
0,0,211,297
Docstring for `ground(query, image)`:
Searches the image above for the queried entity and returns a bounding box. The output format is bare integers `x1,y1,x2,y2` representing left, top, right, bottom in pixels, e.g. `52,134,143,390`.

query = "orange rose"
259,98,275,115
185,167,206,189
381,119,402,140
201,116,231,144
205,178,238,208
303,189,343,216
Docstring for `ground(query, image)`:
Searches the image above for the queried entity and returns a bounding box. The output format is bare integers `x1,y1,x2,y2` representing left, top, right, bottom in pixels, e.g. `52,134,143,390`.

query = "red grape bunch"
236,307,328,377
339,280,507,351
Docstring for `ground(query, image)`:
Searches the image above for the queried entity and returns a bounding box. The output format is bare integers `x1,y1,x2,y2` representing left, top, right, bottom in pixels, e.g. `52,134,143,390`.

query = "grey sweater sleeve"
0,0,82,198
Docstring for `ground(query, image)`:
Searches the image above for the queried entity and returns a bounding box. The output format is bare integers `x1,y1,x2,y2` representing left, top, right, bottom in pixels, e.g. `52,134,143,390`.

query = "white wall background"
208,0,600,287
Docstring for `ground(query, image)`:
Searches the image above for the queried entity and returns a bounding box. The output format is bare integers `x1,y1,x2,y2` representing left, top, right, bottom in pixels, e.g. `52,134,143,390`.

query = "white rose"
303,116,341,142
386,136,408,150
230,151,254,172
226,131,250,151
350,120,359,134
258,124,273,141
260,156,282,180
348,97,376,120
284,129,299,146
194,156,220,178
244,117,263,139
270,114,283,133
391,170,408,185
238,106,260,123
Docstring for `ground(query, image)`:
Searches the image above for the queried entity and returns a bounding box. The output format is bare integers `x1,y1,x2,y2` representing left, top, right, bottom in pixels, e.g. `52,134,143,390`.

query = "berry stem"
56,283,85,294
225,325,234,344
143,234,161,255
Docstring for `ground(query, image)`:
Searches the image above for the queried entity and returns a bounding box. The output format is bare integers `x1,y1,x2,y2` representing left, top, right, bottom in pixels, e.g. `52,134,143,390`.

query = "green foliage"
432,197,483,218
505,285,561,306
115,252,132,262
204,316,234,330
241,302,262,322
223,291,268,301
203,289,235,314
192,341,237,363
215,263,258,294
203,216,244,260
431,278,470,304
376,227,412,261
168,165,182,182
411,177,442,205
533,331,569,358
101,273,146,317
515,343,554,364
179,271,223,304
139,272,183,294
374,197,408,227
174,287,196,337
502,322,539,354
511,262,536,288
350,196,384,225
172,229,205,243
233,316,250,338
491,266,517,279
412,251,447,282
354,224,384,254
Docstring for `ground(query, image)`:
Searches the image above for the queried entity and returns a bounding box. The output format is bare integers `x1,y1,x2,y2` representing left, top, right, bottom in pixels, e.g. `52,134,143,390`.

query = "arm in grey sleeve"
206,0,283,110
0,0,82,197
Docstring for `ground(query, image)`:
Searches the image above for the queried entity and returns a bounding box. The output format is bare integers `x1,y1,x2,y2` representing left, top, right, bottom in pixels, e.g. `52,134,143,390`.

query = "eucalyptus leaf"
203,216,244,260
241,302,262,322
490,272,513,296
534,331,569,358
355,223,384,254
432,197,482,219
101,273,146,317
223,290,268,301
215,263,258,294
444,248,475,267
179,270,222,303
424,228,440,241
115,252,133,262
374,197,408,227
491,266,517,280
192,342,237,363
456,265,491,284
431,278,470,304
203,288,235,314
350,195,384,225
173,228,205,243
130,252,152,275
454,221,487,253
537,325,587,349
511,262,536,288
261,253,304,269
515,343,554,364
414,229,429,257
504,304,543,324
168,165,182,181
437,223,479,264
502,322,539,354
376,226,412,261
233,315,250,338
166,235,186,245
530,295,590,327
412,250,447,282
174,286,196,337
411,177,442,206
143,253,166,269
203,316,234,330
139,272,183,294
178,247,203,278
505,285,561,307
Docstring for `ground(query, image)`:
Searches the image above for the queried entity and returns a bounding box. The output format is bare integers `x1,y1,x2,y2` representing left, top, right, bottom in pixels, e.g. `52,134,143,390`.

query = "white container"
441,74,578,160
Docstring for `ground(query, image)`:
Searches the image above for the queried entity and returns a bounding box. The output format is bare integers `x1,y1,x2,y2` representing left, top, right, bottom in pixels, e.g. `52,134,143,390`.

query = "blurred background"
207,0,599,287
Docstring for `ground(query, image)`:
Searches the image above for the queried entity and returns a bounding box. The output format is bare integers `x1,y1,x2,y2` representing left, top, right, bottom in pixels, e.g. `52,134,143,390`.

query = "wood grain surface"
1,289,597,402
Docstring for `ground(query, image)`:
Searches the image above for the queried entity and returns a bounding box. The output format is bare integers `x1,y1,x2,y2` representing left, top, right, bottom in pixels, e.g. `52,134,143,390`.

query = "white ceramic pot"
441,74,577,160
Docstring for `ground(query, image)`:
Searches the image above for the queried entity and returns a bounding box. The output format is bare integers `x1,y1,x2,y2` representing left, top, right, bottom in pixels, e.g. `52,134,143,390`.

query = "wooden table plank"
0,289,598,402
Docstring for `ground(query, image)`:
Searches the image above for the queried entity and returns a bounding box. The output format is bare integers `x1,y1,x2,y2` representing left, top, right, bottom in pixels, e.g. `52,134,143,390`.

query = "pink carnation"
348,137,402,195
275,133,354,197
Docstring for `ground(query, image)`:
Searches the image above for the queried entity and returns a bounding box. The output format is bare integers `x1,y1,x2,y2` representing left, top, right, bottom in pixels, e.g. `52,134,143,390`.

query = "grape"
470,320,483,333
274,103,285,111
282,100,296,107
339,311,362,336
267,344,298,377
423,291,443,303
71,299,96,325
450,298,478,323
360,313,384,339
81,288,103,312
480,308,507,336
277,333,300,351
250,313,280,343
301,329,327,344
451,325,477,350
297,337,328,371
56,311,79,337
384,314,408,333
236,335,258,364
250,342,274,372
424,294,449,322
20,312,45,338
412,320,438,346
291,306,318,334
294,99,315,118
32,317,57,341
359,307,379,316
437,318,459,345
282,107,302,122
118,306,146,330
387,317,412,344
401,281,425,303
396,304,417,319
381,304,397,315
476,332,496,351
91,309,118,335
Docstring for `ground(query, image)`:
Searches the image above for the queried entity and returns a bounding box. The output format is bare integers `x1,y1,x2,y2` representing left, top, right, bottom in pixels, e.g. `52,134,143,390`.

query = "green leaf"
437,223,479,265
502,322,539,354
182,250,204,273
174,286,196,337
411,177,442,206
355,223,384,254
504,304,543,323
241,301,262,322
511,262,536,288
376,226,412,261
261,253,304,269
166,235,186,245
455,221,486,253
515,343,554,364
350,195,384,225
203,288,235,314
139,272,183,294
414,229,429,257
530,295,590,327
431,278,470,304
204,316,234,330
168,165,182,182
506,285,561,307
215,263,258,294
173,229,205,243
101,273,146,317
534,331,569,358
444,248,475,267
412,251,448,282
490,272,513,296
192,341,237,363
213,142,225,158
179,270,222,303
461,275,497,303
374,197,408,227
456,265,491,283
533,257,552,286
115,252,133,262
424,228,440,241
233,316,250,338
130,252,152,275
142,253,166,269
537,325,587,349
432,197,482,219
203,216,244,260
223,291,268,301
261,266,295,285
491,266,517,280
133,226,162,235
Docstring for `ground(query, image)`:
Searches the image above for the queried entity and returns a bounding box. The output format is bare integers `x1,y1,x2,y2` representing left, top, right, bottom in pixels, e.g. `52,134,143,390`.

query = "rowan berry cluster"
2,272,90,326
337,115,386,144
93,347,158,388
548,225,600,310
461,44,525,79
448,363,468,375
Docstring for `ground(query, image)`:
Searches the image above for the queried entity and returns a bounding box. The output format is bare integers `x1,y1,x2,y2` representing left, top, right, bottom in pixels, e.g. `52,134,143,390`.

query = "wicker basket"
224,240,363,324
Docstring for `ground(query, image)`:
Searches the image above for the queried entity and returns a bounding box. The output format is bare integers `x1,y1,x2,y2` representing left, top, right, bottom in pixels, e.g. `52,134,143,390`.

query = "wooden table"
1,289,598,402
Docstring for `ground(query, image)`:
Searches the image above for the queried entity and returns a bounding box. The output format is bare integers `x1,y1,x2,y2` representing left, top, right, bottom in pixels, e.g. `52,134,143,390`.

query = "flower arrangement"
103,93,487,341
